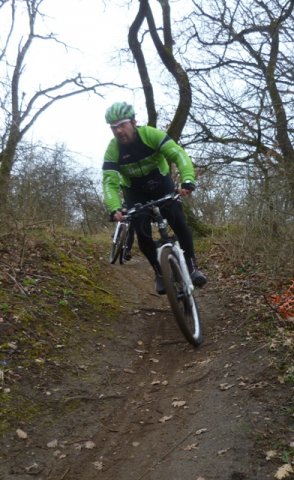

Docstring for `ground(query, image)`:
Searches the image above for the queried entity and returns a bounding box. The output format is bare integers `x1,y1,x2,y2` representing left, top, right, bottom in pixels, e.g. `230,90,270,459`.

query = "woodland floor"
0,232,293,480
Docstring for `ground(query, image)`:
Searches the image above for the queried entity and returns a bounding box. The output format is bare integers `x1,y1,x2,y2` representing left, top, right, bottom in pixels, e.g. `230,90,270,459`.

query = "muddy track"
0,256,291,480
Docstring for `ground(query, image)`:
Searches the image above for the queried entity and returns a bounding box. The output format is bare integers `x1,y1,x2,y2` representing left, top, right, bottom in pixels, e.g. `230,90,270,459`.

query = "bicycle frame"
150,202,194,294
126,192,193,289
125,191,203,346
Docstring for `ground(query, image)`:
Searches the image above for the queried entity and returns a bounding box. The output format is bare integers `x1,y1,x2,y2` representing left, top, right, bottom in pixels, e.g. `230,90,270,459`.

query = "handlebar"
123,192,180,220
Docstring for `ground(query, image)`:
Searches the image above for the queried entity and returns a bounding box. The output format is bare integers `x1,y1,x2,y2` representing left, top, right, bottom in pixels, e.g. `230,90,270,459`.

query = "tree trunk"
145,0,191,141
0,139,18,214
128,1,157,126
128,0,192,141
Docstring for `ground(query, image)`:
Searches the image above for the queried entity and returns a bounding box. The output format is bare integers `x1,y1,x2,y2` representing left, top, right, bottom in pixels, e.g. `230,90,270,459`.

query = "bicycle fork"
112,221,122,244
157,243,195,295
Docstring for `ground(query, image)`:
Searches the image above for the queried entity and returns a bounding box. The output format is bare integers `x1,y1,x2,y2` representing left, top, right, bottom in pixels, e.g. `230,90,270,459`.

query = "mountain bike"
109,218,132,264
125,192,203,347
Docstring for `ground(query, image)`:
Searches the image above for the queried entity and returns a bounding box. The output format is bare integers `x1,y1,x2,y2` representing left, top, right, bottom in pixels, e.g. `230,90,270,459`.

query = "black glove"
181,182,195,191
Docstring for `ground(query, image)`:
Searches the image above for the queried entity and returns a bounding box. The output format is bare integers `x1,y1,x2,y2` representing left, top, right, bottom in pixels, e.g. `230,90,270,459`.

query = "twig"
2,271,27,295
30,274,53,280
96,286,113,295
139,307,170,313
59,467,70,480
0,260,27,294
49,467,70,480
63,393,125,403
136,429,194,480
251,343,269,354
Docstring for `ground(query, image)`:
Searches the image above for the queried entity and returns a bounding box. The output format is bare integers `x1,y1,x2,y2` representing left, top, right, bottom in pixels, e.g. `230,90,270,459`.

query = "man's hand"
112,210,124,221
179,188,193,197
179,182,195,197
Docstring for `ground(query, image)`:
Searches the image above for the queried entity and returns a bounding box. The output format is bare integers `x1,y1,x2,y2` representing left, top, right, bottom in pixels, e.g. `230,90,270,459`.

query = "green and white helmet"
105,102,135,124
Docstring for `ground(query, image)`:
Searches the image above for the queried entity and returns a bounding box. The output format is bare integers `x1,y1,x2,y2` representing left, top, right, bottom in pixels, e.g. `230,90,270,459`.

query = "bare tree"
10,142,108,230
180,0,294,202
128,0,192,141
125,0,294,211
0,0,117,212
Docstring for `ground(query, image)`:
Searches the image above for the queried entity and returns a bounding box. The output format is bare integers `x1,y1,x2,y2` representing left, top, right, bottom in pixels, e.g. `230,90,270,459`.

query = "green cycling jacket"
102,125,196,213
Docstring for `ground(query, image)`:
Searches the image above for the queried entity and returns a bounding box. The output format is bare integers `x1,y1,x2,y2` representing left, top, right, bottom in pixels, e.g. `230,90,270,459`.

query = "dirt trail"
1,254,292,480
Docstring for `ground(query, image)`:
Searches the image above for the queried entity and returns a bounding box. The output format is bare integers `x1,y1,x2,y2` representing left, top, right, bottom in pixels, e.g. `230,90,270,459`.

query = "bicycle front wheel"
160,247,203,347
109,223,127,264
119,227,130,264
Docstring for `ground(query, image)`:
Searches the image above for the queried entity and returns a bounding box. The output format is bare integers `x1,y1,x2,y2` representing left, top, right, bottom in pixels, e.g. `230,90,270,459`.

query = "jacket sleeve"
102,140,122,213
160,136,196,186
142,126,196,186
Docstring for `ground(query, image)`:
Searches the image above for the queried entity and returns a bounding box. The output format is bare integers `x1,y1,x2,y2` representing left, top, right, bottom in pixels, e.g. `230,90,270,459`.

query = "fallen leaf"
195,428,207,435
265,450,277,460
47,439,58,448
85,441,95,449
16,429,28,439
159,415,173,423
184,361,197,368
25,463,40,473
35,358,45,364
183,442,199,451
217,448,230,455
172,400,187,408
249,381,268,389
274,464,293,479
93,461,103,471
219,383,235,391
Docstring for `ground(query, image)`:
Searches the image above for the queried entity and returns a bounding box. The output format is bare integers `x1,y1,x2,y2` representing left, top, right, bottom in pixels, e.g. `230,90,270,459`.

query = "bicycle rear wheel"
160,247,203,347
109,223,127,264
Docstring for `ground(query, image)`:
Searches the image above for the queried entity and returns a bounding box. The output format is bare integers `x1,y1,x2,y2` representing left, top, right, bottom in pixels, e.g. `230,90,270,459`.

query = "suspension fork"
113,221,122,243
173,244,194,294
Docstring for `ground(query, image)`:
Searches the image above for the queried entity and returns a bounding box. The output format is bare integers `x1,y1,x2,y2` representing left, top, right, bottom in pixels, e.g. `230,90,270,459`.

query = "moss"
0,230,124,434
0,302,10,313
0,390,44,435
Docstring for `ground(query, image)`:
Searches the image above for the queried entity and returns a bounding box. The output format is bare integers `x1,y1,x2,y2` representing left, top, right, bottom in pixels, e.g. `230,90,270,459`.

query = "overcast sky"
22,0,146,171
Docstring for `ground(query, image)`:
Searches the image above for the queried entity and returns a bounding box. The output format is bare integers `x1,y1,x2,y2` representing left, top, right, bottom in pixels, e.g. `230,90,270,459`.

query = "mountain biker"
102,101,207,294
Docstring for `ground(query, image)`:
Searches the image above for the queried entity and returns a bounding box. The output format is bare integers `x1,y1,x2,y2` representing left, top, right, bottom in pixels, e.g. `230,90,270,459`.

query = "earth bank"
0,232,293,480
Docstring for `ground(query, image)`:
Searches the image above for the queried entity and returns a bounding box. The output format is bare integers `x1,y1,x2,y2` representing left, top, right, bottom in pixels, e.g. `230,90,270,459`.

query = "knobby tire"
119,228,130,264
160,247,203,347
109,223,127,264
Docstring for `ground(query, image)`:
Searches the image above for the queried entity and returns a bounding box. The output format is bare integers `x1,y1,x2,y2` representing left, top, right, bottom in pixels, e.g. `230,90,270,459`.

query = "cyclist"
102,101,207,294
